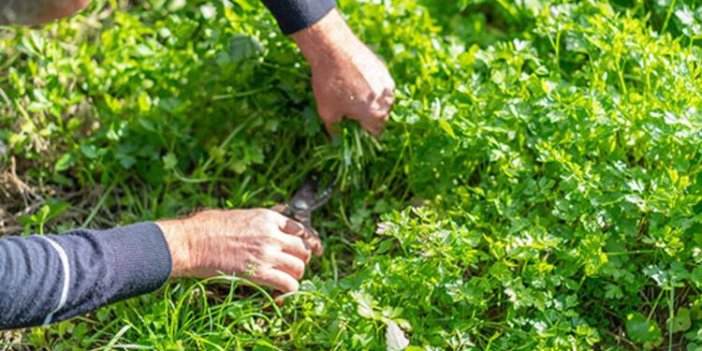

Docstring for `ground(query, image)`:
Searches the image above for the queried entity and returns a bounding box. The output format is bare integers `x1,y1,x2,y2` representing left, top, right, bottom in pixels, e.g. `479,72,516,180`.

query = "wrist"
156,219,192,278
292,9,359,68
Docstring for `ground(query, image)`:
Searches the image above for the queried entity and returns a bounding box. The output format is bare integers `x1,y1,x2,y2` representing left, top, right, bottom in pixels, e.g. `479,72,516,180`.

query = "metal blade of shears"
273,176,335,229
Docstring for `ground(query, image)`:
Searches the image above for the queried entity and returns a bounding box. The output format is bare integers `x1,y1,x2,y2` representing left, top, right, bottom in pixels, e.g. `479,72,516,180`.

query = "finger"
270,203,287,214
359,117,384,137
278,219,324,257
367,100,394,137
304,227,324,256
283,227,324,257
275,232,312,263
271,252,306,280
273,290,297,306
318,106,343,136
253,268,300,293
280,218,305,236
351,104,387,137
263,209,296,228
267,213,321,257
273,292,284,306
380,87,396,110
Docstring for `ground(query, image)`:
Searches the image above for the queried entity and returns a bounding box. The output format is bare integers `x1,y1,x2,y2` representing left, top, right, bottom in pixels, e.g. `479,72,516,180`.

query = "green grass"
3,0,702,349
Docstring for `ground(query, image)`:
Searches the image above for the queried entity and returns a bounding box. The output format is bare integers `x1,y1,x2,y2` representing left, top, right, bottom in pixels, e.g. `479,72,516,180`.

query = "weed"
3,0,702,350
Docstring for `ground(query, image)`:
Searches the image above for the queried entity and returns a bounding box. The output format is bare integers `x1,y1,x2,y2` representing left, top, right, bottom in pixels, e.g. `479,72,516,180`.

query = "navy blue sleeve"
261,0,337,35
0,222,172,330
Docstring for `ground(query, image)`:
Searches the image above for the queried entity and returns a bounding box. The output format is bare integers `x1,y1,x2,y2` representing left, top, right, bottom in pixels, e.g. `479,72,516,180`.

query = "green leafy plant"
3,0,702,350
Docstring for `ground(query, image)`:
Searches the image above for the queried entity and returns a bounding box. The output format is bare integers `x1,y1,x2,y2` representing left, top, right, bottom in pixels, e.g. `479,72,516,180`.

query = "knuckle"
262,209,283,222
265,232,282,246
386,92,396,104
368,90,379,101
263,223,280,236
262,246,280,260
371,110,388,121
252,209,281,228
252,208,270,218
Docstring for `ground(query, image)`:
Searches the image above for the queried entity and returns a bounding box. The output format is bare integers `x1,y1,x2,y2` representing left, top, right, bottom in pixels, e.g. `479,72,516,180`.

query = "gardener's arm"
0,209,321,330
263,1,396,136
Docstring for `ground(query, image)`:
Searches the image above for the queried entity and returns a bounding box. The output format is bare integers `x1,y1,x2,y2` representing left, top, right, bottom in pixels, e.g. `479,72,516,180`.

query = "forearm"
0,223,171,330
0,0,89,26
290,9,355,66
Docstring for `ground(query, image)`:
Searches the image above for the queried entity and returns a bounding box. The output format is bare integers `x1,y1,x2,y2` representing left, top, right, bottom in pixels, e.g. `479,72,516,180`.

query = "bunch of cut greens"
314,121,383,191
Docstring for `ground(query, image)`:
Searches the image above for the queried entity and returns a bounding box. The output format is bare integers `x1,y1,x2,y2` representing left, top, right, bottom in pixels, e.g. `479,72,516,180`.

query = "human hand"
292,9,396,137
157,209,323,294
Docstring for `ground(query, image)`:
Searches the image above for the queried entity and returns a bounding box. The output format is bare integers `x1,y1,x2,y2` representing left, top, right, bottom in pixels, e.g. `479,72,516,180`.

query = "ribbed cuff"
96,222,172,301
262,0,337,35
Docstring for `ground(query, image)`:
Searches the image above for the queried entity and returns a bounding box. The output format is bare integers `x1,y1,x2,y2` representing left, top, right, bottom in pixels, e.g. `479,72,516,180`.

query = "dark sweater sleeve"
261,0,337,35
0,222,172,330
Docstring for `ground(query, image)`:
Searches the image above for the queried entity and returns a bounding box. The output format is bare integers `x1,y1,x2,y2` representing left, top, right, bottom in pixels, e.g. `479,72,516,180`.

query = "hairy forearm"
0,0,89,26
291,9,355,67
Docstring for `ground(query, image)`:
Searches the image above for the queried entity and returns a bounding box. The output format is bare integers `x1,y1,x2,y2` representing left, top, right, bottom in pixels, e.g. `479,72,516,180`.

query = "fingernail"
275,291,295,306
314,242,324,256
273,292,284,306
282,220,304,234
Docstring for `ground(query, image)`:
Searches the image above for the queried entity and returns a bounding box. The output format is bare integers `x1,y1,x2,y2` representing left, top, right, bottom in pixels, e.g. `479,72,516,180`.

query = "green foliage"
626,312,663,349
3,0,702,350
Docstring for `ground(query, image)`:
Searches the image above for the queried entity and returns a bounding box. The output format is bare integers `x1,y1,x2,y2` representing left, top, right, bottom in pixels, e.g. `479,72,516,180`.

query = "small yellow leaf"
439,119,457,139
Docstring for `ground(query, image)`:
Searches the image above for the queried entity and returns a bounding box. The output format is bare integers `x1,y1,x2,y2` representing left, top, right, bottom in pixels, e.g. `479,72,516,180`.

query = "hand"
293,9,396,137
157,209,323,294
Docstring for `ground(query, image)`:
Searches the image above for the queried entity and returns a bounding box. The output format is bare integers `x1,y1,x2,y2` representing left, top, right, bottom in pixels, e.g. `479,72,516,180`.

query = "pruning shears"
271,176,335,231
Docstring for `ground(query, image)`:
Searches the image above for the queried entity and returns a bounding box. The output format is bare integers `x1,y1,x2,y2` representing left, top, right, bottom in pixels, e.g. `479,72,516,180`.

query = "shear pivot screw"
292,200,309,211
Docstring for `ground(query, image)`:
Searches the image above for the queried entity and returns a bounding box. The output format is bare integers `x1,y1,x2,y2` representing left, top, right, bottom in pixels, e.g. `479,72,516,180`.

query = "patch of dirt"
0,157,44,235
1,329,30,350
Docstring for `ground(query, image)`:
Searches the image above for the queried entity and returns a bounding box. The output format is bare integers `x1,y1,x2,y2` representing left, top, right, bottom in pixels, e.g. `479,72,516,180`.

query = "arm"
0,209,322,330
0,223,171,329
262,1,396,136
